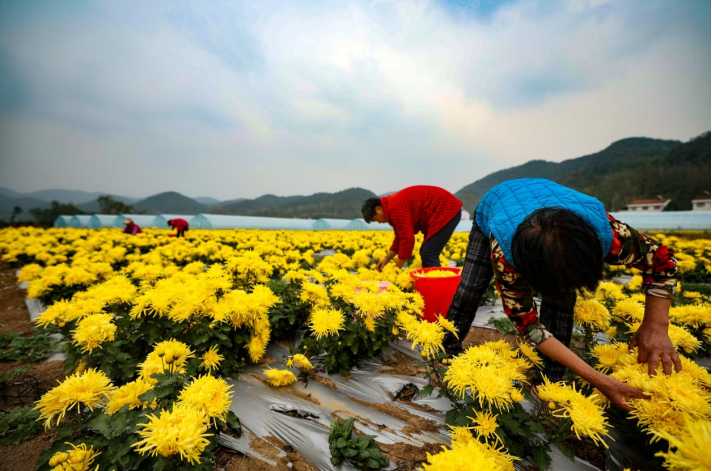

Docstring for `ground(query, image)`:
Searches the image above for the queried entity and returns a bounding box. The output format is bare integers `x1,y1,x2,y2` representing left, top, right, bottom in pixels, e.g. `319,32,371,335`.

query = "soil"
0,265,64,471
348,396,441,435
0,266,33,336
379,442,442,470
219,435,318,471
463,325,517,347
0,430,55,471
380,350,427,377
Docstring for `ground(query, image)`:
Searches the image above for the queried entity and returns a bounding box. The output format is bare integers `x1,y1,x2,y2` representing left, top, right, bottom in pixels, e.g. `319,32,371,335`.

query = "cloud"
0,0,708,199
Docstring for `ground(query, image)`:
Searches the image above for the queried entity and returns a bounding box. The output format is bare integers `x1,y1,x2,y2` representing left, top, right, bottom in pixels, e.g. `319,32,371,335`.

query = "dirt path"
0,264,65,471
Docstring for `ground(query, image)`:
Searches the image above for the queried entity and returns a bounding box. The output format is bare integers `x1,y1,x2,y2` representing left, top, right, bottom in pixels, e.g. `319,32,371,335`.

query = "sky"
0,0,709,200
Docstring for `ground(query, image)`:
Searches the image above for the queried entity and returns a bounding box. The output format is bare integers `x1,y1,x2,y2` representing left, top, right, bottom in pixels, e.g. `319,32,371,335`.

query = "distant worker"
123,218,142,235
444,178,679,410
167,218,189,238
361,186,462,270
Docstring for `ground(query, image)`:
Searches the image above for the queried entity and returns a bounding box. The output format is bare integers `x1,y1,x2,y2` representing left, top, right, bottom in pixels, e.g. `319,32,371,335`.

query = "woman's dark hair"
511,208,603,296
361,198,382,222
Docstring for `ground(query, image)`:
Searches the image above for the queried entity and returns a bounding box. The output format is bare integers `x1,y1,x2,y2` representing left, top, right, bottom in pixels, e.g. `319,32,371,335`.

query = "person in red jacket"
123,218,142,235
167,218,189,238
362,186,462,269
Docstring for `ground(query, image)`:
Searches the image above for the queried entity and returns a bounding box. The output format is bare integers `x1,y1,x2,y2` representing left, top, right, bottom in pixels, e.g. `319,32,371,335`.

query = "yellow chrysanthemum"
105,378,154,415
200,345,224,372
591,342,629,373
655,417,710,471
178,375,233,423
263,368,297,387
397,312,446,360
286,353,313,371
443,341,529,411
423,426,516,471
595,281,625,303
49,443,100,471
628,322,701,354
139,339,194,380
35,369,114,428
308,308,345,339
133,403,211,464
72,313,117,353
469,410,501,444
518,342,543,369
537,379,610,447
574,298,611,331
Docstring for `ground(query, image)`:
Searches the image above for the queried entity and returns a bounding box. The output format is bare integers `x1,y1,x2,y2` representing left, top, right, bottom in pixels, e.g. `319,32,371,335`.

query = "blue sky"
0,0,709,199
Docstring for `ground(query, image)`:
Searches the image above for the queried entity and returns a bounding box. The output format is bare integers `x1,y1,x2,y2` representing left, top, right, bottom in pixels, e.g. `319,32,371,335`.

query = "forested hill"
455,133,710,211
213,187,377,219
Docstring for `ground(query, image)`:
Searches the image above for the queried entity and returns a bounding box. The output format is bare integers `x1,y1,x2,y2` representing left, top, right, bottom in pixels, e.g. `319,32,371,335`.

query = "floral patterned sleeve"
605,214,678,299
490,239,552,345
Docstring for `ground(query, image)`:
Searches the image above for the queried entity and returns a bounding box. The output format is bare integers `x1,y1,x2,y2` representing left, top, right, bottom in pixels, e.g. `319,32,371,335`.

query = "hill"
214,188,376,219
455,134,709,211
133,192,207,214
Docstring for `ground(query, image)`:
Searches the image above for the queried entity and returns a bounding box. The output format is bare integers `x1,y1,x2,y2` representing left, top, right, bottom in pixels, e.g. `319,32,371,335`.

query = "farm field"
0,227,709,471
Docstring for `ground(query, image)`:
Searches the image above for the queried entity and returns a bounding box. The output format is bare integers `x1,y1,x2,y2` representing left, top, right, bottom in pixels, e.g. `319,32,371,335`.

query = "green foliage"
36,372,219,471
97,195,133,215
267,280,311,340
0,330,58,362
329,418,389,470
445,398,554,469
300,312,396,375
0,406,42,445
457,133,710,212
29,201,84,227
487,316,516,336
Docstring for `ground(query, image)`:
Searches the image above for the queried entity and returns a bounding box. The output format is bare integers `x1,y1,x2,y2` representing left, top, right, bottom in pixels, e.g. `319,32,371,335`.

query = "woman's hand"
594,375,649,411
630,323,682,376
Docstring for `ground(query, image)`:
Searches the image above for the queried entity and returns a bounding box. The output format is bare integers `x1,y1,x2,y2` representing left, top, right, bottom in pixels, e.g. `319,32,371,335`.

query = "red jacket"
123,222,141,235
381,186,462,260
168,218,189,231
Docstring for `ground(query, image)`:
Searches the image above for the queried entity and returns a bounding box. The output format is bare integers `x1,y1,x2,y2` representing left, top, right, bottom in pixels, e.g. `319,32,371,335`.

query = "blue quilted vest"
475,178,612,264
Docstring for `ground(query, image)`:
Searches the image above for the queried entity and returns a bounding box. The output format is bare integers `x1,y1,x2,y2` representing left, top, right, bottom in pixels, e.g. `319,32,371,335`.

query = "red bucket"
410,267,462,322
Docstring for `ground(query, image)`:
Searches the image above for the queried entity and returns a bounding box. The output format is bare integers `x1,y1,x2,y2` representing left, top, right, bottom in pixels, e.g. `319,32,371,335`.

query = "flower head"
49,443,100,471
72,313,117,353
263,368,297,387
36,369,114,428
105,378,154,415
308,308,345,339
200,345,224,372
133,403,211,464
178,375,233,423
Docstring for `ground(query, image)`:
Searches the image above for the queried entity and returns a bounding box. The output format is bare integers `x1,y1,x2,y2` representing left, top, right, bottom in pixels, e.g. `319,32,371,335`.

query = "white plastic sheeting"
610,210,710,230
53,215,71,227
119,214,163,228
88,214,122,228
190,214,317,230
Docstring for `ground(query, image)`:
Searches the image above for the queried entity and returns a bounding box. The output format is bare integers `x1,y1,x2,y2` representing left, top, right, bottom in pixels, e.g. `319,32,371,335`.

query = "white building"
626,197,671,212
691,193,711,211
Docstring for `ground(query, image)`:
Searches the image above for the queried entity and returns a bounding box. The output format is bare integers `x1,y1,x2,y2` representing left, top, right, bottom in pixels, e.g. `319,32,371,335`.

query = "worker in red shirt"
362,186,462,270
167,218,189,238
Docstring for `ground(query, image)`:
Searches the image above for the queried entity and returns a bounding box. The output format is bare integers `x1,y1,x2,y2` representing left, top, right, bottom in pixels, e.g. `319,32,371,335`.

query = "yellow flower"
517,342,543,369
537,379,610,447
470,410,501,444
655,417,710,471
49,443,100,471
308,308,345,339
436,316,459,339
595,281,625,303
71,313,117,353
139,339,194,380
133,403,211,464
286,353,313,371
397,312,446,360
200,346,224,372
105,378,154,415
443,341,529,411
263,368,297,387
423,427,516,470
35,369,114,428
591,343,629,373
178,375,233,423
574,298,610,331
612,298,645,323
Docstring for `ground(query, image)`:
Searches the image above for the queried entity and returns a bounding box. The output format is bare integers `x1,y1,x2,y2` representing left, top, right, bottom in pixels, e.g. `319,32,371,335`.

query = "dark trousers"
176,229,186,238
420,212,462,267
444,222,576,380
